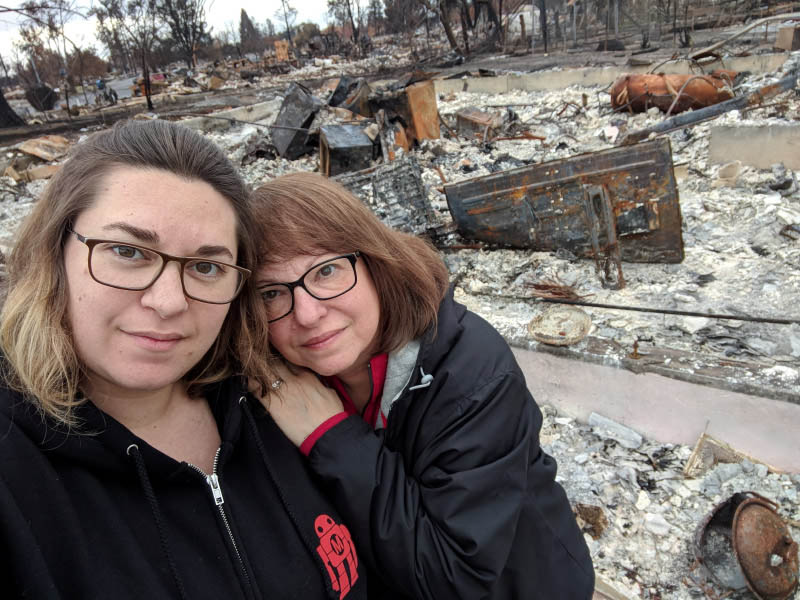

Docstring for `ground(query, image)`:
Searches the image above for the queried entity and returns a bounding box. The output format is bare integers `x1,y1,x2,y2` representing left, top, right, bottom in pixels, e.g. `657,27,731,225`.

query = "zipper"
363,361,374,418
187,448,251,589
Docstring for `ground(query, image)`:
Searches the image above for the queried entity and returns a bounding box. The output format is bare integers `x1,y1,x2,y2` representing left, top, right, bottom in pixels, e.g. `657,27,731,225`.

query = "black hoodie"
0,377,367,600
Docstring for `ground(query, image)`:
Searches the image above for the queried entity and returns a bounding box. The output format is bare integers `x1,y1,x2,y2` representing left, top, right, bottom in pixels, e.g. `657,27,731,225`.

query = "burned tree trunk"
460,9,471,55
438,0,462,52
0,89,25,128
539,0,548,52
141,51,154,111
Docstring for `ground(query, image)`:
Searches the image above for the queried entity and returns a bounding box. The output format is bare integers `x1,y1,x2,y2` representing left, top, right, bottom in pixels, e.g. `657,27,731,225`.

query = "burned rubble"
1,31,799,600
544,406,800,599
192,55,800,401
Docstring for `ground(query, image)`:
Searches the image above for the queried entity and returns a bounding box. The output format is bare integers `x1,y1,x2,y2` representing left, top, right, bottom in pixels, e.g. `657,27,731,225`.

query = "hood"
419,286,467,368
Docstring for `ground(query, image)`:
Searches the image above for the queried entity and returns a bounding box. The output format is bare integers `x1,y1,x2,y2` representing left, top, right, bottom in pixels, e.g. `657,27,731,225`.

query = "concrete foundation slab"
709,124,800,170
512,347,800,473
434,54,787,96
179,99,282,131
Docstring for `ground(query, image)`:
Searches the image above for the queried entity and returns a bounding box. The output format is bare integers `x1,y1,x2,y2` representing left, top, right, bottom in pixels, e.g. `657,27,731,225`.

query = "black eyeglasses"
68,229,251,305
258,252,360,323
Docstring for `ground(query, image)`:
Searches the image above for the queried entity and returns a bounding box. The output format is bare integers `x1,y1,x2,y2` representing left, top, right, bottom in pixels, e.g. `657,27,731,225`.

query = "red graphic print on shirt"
314,514,359,598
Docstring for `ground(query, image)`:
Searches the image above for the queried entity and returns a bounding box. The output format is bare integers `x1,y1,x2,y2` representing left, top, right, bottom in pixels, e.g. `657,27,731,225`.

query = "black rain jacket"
0,377,368,600
307,290,594,599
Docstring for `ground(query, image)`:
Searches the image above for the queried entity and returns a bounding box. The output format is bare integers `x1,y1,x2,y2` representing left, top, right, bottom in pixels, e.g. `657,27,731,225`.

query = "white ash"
3,66,800,399
540,404,800,599
426,79,800,397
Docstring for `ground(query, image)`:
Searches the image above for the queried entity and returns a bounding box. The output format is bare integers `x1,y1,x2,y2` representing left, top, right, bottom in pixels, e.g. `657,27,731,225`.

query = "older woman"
252,173,594,600
0,121,367,600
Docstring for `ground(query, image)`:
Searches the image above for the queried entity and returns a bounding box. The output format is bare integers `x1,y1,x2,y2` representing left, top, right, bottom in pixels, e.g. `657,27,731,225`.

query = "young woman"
252,172,595,600
0,121,367,600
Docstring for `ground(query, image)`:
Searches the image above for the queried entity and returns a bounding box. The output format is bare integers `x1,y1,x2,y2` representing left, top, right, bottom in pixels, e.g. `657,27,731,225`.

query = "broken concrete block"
272,83,323,160
588,412,643,449
319,125,374,177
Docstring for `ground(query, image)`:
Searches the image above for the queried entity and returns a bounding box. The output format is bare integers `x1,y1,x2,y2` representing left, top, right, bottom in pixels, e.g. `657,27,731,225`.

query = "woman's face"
256,252,381,380
63,167,239,399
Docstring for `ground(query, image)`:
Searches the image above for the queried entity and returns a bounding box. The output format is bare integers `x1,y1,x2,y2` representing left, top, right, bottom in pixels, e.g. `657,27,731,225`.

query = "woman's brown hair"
251,172,450,353
0,119,272,425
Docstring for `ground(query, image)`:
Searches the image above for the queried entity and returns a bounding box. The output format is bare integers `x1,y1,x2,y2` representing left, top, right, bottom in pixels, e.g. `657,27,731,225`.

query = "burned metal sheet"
444,138,684,263
332,156,433,236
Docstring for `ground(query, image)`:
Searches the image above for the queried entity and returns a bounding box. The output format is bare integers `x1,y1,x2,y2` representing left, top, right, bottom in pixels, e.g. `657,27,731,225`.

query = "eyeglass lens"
89,242,242,303
260,255,356,321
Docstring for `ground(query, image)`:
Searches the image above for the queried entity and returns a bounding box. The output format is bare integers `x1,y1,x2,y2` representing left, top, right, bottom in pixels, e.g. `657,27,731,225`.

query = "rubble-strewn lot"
544,406,800,599
202,54,800,400
1,43,798,600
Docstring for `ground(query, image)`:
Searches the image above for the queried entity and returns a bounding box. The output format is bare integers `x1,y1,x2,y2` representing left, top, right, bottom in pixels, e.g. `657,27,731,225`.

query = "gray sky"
0,0,330,67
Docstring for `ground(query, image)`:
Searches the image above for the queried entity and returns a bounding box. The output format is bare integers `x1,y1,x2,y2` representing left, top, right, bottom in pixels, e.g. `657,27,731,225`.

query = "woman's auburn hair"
251,172,450,353
0,119,273,426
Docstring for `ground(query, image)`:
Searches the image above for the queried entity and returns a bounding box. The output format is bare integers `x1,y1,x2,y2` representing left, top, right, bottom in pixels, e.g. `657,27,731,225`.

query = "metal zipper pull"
206,473,224,506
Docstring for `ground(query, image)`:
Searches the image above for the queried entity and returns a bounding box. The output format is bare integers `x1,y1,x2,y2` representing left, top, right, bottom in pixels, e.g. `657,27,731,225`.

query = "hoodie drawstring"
127,443,189,600
408,367,434,391
239,397,342,600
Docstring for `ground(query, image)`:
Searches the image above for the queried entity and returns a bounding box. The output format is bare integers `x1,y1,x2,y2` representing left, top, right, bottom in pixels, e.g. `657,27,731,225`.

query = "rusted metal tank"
695,492,799,600
610,70,737,114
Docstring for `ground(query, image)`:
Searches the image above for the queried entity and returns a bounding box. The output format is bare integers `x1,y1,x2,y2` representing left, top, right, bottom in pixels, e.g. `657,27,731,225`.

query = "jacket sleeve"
306,369,536,600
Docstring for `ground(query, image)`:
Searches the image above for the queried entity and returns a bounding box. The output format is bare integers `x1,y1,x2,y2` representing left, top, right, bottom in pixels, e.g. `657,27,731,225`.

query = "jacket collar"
380,287,466,422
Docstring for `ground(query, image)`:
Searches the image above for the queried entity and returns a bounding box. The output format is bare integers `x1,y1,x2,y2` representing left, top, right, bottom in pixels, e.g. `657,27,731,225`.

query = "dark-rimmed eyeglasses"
68,229,250,305
258,252,360,323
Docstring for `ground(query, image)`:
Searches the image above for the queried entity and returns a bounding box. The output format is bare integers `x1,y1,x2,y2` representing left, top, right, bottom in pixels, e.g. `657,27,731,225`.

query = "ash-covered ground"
1,43,799,600
543,406,800,599
191,52,800,400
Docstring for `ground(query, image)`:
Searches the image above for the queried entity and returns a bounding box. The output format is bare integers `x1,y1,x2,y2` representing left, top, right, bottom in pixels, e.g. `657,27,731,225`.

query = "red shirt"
299,353,388,456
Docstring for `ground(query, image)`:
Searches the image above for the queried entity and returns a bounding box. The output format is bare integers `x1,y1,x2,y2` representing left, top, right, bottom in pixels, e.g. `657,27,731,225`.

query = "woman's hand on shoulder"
251,363,344,447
